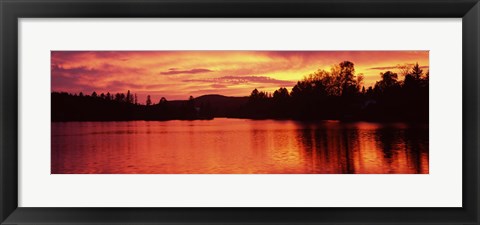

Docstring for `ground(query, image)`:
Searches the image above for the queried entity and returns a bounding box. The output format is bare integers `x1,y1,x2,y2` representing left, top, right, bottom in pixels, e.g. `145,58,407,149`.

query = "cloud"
51,63,154,93
51,64,100,77
211,84,227,88
368,65,429,70
160,68,213,75
222,76,295,86
103,81,146,91
52,63,146,78
184,75,296,87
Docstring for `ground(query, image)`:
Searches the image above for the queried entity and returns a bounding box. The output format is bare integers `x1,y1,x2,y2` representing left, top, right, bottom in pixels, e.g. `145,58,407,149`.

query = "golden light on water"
51,119,428,174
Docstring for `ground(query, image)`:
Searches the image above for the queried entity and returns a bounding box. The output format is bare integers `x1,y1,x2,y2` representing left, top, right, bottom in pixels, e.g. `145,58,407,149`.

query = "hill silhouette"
193,95,248,117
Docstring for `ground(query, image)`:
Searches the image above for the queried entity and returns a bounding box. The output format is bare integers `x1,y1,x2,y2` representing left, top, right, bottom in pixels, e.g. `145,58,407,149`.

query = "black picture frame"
1,0,479,224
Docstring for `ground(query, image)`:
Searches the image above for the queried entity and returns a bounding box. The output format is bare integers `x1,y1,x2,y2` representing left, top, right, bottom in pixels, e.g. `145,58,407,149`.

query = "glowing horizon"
51,51,429,102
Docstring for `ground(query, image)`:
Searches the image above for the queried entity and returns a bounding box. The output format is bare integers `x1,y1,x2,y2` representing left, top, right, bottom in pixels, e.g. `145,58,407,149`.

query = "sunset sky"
51,51,429,102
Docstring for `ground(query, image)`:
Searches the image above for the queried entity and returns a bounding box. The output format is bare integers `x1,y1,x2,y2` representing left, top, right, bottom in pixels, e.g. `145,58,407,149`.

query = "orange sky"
51,51,429,102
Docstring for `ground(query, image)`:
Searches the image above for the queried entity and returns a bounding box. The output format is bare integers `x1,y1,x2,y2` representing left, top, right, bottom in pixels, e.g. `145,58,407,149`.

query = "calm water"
51,118,429,174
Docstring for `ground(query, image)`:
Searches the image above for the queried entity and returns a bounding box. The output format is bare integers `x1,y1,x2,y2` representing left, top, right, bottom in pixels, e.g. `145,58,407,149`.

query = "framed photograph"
1,0,479,224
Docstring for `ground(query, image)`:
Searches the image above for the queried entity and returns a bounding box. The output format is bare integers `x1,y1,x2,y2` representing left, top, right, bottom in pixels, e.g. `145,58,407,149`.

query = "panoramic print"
51,51,429,174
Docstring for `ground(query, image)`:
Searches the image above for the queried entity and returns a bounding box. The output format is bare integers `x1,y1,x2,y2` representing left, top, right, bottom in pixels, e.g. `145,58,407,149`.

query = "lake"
51,118,429,174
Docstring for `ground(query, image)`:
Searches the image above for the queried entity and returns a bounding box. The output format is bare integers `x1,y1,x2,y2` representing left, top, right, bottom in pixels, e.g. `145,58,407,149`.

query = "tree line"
52,61,428,122
240,61,428,122
52,91,212,121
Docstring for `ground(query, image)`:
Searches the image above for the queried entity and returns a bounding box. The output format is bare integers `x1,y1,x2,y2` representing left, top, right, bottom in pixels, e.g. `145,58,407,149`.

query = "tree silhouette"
410,62,423,80
397,63,413,77
126,90,133,104
375,71,399,91
146,95,152,106
338,61,358,97
273,87,289,100
159,97,167,105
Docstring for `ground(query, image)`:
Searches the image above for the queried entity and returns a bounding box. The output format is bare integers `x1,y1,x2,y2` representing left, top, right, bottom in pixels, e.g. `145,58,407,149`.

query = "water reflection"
51,118,428,174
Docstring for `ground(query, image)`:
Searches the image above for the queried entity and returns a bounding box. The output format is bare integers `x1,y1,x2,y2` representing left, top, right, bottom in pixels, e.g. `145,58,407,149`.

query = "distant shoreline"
51,116,429,124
